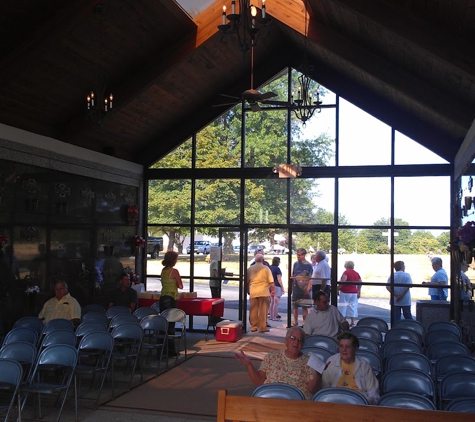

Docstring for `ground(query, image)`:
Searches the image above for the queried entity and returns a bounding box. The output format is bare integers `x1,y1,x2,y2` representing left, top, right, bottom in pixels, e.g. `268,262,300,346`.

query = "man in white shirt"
303,291,349,338
311,250,331,300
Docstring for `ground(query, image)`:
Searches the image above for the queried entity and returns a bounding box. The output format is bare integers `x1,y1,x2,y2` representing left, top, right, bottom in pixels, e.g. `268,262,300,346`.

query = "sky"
302,95,450,234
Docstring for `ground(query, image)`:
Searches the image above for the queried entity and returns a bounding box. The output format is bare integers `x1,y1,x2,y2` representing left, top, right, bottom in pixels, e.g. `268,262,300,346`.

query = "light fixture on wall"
86,4,114,125
218,0,270,52
291,0,322,125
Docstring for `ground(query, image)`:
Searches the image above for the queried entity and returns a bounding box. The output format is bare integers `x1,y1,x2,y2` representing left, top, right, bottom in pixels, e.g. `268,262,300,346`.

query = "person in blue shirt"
292,248,313,326
386,261,413,321
422,257,448,300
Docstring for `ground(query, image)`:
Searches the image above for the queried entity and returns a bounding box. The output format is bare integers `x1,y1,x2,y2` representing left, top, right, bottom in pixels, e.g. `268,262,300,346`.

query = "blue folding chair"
381,339,422,362
303,335,338,354
106,306,131,320
252,383,306,400
133,307,158,321
0,358,23,422
111,322,144,396
140,315,168,373
427,341,470,364
81,312,109,325
424,329,461,347
301,347,332,364
427,321,462,340
350,326,383,345
312,387,369,405
81,304,106,316
109,313,139,331
0,340,37,383
392,319,425,339
40,329,77,351
20,344,78,422
13,317,44,337
2,327,38,347
357,338,380,355
386,352,432,375
440,372,475,410
356,349,382,379
357,317,389,334
76,331,114,409
385,327,422,346
382,369,435,406
445,397,475,413
378,392,436,410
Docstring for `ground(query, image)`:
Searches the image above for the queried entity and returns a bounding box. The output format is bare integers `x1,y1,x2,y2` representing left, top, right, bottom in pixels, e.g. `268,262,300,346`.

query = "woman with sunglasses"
234,326,321,399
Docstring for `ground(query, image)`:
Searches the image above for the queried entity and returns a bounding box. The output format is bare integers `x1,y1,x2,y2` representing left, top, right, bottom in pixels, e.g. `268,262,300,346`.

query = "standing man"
209,259,221,298
247,254,275,333
292,248,313,327
423,257,448,301
386,261,413,321
304,291,349,338
108,273,138,311
38,281,81,326
311,250,331,300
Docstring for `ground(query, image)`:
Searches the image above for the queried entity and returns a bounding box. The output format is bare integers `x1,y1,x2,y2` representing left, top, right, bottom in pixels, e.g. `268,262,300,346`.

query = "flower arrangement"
25,285,40,294
449,221,475,252
0,234,8,247
127,205,139,226
133,235,146,248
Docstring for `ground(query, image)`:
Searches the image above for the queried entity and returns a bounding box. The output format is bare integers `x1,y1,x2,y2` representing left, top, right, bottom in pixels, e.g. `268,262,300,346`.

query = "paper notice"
307,353,326,374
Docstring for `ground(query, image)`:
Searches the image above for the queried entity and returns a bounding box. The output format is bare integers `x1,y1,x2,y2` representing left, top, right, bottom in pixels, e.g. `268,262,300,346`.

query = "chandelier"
85,4,114,125
218,0,270,52
291,0,322,125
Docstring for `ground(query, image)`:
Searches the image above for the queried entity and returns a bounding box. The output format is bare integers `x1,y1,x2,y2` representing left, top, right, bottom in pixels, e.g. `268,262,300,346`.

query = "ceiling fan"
215,46,289,112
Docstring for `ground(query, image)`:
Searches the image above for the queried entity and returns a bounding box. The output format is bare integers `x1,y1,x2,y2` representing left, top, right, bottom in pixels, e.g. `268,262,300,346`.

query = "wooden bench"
216,389,467,422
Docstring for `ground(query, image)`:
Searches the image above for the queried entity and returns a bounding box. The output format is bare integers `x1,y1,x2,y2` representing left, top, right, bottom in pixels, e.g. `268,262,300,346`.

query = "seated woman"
234,326,320,399
322,331,379,404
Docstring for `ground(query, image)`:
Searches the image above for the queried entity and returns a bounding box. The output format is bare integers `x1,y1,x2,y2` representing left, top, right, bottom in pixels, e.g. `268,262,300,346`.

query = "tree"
148,69,335,249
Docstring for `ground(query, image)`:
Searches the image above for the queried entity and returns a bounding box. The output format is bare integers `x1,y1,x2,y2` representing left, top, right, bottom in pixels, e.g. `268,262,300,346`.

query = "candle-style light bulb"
90,91,95,107
109,93,113,109
87,94,91,109
262,0,266,18
232,0,236,14
222,5,226,25
104,97,108,112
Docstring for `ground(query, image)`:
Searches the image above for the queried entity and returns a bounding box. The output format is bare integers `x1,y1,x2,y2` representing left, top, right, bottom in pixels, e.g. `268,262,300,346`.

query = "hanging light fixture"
218,0,270,52
85,4,114,125
291,0,322,125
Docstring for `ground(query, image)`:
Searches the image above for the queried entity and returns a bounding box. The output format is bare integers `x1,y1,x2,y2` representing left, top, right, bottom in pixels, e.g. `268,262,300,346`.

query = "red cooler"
216,320,243,342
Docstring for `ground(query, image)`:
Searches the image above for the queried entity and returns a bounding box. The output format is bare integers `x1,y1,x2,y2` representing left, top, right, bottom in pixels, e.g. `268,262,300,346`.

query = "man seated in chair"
234,326,321,399
108,273,138,312
303,291,349,338
38,281,81,326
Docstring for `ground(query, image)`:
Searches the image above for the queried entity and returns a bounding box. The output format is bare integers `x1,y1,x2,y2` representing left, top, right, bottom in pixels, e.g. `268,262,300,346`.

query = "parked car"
248,244,266,254
186,240,211,255
147,236,163,259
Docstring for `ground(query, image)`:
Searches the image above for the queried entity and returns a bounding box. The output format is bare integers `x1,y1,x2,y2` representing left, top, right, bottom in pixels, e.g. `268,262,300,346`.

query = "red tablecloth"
177,297,224,317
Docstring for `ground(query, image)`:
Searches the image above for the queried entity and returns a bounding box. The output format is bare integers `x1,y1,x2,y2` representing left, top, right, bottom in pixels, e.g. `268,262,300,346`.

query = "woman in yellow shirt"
159,251,183,357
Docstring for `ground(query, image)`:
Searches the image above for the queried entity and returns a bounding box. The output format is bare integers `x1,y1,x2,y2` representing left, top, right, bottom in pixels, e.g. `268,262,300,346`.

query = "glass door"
217,228,244,323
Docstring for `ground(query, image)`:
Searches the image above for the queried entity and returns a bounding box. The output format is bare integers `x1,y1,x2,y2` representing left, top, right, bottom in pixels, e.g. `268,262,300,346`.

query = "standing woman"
338,261,361,327
160,251,183,357
269,257,285,321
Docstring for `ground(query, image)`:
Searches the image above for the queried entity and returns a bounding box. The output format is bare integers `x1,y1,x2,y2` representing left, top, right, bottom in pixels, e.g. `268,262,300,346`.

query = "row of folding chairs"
251,379,475,413
0,317,170,421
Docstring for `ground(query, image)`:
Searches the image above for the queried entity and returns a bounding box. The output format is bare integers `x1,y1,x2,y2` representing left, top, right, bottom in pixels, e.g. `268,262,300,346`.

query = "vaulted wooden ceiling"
1,0,474,166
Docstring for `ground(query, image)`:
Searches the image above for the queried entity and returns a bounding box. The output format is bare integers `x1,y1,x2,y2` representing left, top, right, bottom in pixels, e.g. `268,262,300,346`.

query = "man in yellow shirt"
38,281,81,326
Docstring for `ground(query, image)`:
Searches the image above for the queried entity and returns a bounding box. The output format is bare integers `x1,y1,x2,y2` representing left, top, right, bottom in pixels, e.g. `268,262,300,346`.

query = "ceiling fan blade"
213,101,239,107
249,102,261,112
260,99,290,106
219,94,241,100
259,92,277,100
